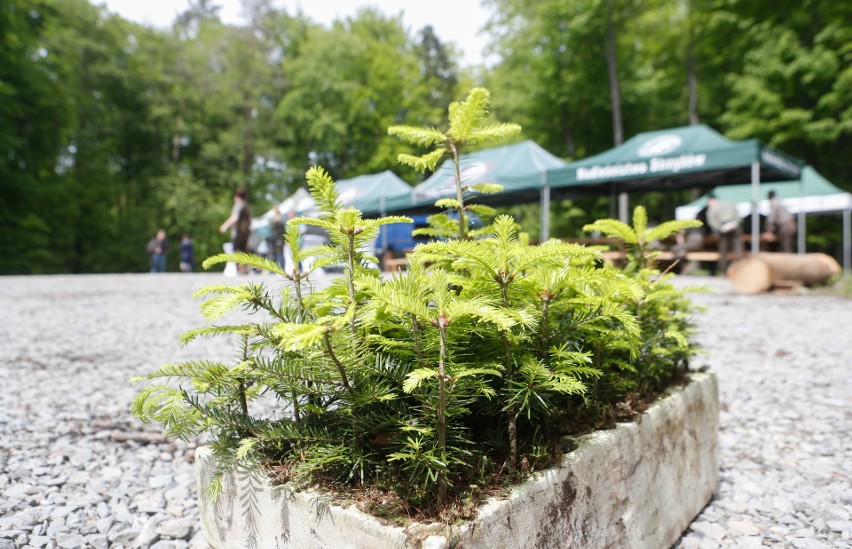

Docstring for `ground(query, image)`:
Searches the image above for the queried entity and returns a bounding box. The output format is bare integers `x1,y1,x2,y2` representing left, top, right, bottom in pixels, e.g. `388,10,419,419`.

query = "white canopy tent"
251,187,314,232
675,166,852,271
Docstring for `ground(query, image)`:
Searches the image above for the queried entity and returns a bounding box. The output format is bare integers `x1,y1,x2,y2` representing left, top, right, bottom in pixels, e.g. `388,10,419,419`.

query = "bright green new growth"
389,88,521,240
131,90,699,518
583,205,702,272
583,205,704,396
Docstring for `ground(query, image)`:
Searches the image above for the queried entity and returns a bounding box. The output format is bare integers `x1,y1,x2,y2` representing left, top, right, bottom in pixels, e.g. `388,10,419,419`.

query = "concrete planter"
196,372,719,549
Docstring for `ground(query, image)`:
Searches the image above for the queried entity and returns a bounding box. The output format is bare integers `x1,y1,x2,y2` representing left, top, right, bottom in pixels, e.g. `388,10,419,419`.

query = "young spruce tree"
131,90,700,518
389,87,520,240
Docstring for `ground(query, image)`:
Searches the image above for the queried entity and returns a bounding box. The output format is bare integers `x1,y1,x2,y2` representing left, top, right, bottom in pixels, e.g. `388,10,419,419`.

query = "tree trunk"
437,320,449,506
562,105,575,158
242,101,255,178
604,0,623,146
686,32,699,126
450,142,468,240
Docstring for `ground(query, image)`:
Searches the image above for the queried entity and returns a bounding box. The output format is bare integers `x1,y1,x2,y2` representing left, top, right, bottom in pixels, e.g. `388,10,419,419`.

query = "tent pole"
609,186,617,218
798,180,806,254
750,162,760,254
540,177,551,243
380,195,388,252
844,207,851,273
618,192,629,224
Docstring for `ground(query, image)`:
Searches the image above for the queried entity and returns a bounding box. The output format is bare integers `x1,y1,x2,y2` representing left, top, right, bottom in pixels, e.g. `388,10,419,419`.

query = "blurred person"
146,229,169,273
283,210,298,273
763,190,796,253
219,189,251,274
706,194,743,274
268,207,286,270
671,225,705,275
179,234,195,272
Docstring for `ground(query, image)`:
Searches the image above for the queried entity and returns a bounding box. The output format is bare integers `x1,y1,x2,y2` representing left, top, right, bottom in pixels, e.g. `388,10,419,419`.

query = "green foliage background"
2,0,850,273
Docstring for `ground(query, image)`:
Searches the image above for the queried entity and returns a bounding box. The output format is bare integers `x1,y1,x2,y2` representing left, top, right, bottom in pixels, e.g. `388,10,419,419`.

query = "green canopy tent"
545,124,805,252
335,170,413,215
363,140,568,242
675,166,852,270
335,170,413,252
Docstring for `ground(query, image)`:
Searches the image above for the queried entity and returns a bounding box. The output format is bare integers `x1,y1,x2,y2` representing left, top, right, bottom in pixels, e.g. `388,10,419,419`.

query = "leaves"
203,253,286,277
583,219,637,244
272,323,327,352
305,166,341,215
395,149,447,173
467,183,504,195
386,125,446,148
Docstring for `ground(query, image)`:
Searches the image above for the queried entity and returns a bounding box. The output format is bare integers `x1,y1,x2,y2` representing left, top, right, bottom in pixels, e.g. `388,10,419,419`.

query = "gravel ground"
1,273,850,549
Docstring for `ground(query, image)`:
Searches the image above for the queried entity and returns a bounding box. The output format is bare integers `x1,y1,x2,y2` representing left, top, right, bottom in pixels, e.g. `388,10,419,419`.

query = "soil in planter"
555,367,691,436
261,367,692,527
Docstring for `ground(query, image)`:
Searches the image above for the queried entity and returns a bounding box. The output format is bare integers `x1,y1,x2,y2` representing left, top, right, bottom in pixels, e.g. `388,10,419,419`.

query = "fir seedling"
583,205,702,271
413,215,637,466
132,90,700,519
389,87,521,239
362,263,515,505
582,206,703,400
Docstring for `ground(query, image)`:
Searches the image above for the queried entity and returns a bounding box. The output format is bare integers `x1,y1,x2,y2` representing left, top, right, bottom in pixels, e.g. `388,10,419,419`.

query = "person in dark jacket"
179,234,195,272
219,189,252,274
146,230,169,273
268,208,286,269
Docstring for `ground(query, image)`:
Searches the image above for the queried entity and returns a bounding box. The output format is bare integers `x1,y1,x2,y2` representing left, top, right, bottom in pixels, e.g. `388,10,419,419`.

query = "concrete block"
196,372,719,549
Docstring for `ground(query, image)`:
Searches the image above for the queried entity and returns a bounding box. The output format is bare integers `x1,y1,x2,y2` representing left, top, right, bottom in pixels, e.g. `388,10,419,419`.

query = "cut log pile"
726,253,841,294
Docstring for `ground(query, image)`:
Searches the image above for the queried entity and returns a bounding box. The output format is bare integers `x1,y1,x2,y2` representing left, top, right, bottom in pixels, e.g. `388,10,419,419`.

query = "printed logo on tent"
339,188,358,205
460,161,490,183
637,134,683,157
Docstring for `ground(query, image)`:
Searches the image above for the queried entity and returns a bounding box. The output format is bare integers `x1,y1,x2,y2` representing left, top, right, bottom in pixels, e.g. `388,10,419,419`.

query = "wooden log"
726,256,773,294
755,252,841,285
726,253,841,294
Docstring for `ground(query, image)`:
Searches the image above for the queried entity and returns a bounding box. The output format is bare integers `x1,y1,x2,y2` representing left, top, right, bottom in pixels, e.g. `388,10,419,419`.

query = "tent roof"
546,124,804,193
252,187,313,230
675,166,852,220
364,140,567,214
336,170,412,213
253,171,412,228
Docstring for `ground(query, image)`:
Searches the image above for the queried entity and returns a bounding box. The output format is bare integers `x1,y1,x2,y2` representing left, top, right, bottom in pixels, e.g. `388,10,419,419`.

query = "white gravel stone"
690,521,727,541
788,538,824,549
109,528,140,545
86,534,110,549
827,520,852,533
726,520,761,536
729,536,763,548
5,482,38,499
55,533,86,548
28,535,51,548
136,517,161,548
156,518,193,540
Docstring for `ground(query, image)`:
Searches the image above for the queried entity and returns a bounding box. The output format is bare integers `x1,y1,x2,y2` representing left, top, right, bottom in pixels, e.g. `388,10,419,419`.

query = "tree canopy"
1,0,848,274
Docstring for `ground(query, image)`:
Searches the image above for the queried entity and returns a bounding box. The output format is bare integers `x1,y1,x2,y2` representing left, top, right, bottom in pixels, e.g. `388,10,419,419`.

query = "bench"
597,248,728,269
381,241,737,272
654,251,721,262
384,257,409,272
